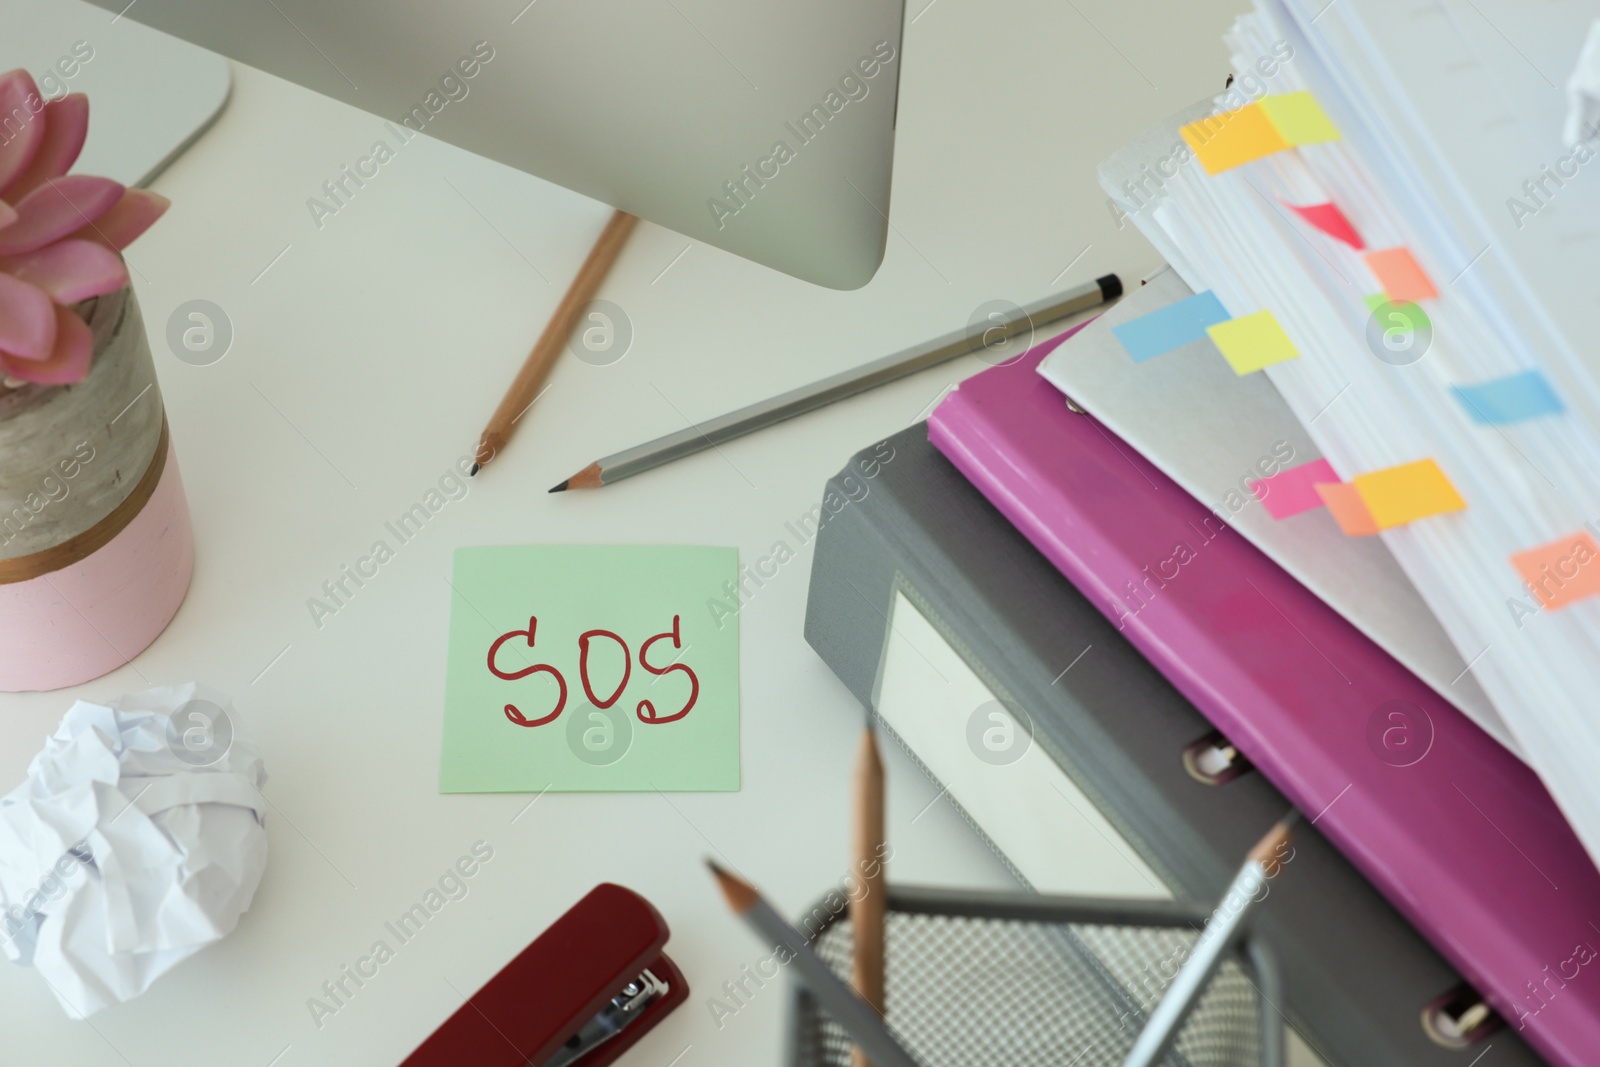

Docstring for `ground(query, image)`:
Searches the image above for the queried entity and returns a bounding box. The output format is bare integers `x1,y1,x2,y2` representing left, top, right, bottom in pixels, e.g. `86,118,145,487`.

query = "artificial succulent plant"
0,68,168,387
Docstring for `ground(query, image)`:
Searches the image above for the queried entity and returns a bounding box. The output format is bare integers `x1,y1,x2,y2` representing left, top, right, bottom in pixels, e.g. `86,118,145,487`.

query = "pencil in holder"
786,885,1284,1067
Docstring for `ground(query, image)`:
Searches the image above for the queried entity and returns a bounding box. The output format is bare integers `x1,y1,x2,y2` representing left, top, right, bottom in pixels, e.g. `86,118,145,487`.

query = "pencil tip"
468,463,479,477
557,461,605,492
706,860,757,913
549,479,569,494
1249,811,1299,865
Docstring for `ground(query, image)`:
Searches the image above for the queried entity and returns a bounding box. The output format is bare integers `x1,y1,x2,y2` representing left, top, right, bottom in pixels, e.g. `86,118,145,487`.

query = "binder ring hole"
1182,730,1253,786
1421,984,1501,1047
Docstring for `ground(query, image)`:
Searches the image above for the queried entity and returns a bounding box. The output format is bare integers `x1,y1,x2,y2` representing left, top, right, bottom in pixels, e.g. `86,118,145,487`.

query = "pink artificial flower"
0,68,169,386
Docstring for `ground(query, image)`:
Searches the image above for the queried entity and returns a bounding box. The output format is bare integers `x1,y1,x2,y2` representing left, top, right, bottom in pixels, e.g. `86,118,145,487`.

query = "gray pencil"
1121,813,1298,1067
708,861,921,1067
552,274,1121,491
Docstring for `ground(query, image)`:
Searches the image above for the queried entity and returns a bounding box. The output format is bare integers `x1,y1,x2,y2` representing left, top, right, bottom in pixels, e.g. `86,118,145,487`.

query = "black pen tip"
468,463,479,477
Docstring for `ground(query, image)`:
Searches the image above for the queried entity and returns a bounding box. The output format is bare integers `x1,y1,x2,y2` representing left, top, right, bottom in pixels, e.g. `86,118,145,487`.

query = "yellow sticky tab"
1259,92,1341,144
1206,310,1299,375
1352,459,1466,529
1181,104,1289,174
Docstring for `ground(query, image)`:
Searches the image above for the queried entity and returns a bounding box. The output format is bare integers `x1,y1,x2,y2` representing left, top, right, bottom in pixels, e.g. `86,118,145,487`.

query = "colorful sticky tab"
1365,248,1438,303
1511,533,1600,609
1315,481,1380,536
1206,310,1299,375
1362,294,1431,362
1284,201,1364,249
1451,370,1564,425
1111,290,1231,362
1181,105,1289,174
1250,459,1340,519
1259,92,1341,144
1352,459,1466,529
1362,294,1431,332
1181,92,1341,174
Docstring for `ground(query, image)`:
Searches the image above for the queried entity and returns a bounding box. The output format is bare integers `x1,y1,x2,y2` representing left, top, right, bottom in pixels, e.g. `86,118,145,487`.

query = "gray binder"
803,424,1540,1067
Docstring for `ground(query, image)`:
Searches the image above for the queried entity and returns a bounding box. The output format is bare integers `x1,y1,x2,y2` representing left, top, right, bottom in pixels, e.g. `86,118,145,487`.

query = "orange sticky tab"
1511,533,1600,609
1181,104,1290,174
1352,459,1466,529
1365,248,1438,303
1314,482,1379,536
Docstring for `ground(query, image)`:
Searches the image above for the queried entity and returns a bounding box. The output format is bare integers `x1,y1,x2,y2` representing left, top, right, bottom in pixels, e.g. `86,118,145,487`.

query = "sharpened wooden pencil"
707,861,921,1067
471,208,637,476
1121,811,1299,1067
852,723,888,1067
549,273,1121,491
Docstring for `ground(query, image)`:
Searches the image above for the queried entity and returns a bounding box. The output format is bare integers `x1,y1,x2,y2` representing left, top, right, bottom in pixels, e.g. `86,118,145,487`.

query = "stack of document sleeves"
1106,0,1600,867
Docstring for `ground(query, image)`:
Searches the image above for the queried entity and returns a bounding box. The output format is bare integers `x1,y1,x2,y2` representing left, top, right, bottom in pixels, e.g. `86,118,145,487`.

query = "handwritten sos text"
487,614,697,729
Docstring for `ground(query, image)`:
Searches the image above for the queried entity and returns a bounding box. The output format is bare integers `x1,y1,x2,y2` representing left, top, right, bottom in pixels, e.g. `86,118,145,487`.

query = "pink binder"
928,334,1600,1067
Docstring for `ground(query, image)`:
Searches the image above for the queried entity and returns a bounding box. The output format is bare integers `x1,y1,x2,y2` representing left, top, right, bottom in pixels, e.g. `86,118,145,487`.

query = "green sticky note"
1206,310,1299,375
440,545,740,792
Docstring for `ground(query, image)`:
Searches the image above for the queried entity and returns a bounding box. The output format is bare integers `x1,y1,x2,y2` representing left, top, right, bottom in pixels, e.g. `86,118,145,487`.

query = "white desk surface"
0,2,1247,1062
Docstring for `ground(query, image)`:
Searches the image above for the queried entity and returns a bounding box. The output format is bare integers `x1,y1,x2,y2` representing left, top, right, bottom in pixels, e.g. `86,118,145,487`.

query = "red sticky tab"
1283,201,1364,249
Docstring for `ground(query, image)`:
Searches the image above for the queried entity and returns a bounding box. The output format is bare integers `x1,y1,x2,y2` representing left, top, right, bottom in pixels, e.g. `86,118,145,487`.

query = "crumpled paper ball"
0,683,267,1017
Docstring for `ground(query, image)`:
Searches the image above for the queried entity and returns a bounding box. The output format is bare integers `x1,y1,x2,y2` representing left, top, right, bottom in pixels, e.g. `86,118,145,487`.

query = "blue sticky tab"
1451,370,1564,425
1112,290,1232,362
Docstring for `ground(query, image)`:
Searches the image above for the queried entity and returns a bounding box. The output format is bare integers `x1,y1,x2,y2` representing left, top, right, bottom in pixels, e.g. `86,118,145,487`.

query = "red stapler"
399,883,688,1067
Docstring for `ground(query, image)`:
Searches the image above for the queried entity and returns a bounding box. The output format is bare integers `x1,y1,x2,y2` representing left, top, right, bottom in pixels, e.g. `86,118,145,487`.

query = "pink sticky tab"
1284,201,1364,250
1249,458,1341,520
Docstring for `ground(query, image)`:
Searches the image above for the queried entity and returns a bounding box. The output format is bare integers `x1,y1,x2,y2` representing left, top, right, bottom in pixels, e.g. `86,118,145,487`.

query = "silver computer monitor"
83,0,906,290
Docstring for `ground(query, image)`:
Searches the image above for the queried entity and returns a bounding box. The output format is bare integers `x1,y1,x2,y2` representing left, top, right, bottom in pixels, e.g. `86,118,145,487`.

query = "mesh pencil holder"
786,885,1284,1067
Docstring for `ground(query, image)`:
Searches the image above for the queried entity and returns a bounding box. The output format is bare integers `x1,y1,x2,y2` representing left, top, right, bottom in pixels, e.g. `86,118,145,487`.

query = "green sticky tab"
1364,294,1431,333
440,545,740,792
1259,91,1341,144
